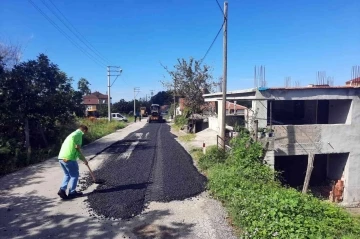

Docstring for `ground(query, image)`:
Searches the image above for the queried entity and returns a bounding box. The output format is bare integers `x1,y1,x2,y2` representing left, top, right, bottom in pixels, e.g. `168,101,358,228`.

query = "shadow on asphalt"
0,191,195,239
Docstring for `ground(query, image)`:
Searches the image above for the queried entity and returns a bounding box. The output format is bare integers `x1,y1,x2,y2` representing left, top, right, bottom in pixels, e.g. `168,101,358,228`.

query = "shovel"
86,164,105,184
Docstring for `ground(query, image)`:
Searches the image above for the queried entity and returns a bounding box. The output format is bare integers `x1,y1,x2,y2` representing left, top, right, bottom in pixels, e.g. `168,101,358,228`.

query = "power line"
199,1,227,65
47,0,111,65
40,0,109,65
215,0,224,16
28,0,105,68
200,20,225,64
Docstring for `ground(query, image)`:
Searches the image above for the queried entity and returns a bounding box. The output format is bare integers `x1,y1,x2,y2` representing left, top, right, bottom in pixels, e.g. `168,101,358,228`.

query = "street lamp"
107,66,122,122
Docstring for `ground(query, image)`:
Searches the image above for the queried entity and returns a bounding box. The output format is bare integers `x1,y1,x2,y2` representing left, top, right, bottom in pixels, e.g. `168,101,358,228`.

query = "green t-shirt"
58,129,84,161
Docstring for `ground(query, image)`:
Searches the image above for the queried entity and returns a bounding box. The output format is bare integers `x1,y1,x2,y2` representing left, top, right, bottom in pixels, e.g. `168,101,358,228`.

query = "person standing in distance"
57,125,89,199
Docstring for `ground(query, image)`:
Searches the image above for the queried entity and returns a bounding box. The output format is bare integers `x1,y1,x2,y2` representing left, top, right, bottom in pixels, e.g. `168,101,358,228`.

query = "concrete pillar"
249,100,268,131
217,99,223,135
264,150,275,170
252,100,268,128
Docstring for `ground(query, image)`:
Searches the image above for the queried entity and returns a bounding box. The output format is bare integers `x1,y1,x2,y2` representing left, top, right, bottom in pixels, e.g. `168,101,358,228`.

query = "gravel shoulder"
0,120,236,239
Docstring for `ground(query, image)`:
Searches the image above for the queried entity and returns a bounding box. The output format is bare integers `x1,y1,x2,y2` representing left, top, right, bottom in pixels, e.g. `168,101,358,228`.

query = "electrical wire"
199,0,227,65
215,0,224,16
47,0,111,65
200,19,225,65
41,0,109,65
28,0,105,68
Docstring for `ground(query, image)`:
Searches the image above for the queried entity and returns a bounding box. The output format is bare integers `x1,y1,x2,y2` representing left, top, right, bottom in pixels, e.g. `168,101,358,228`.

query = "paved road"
84,123,207,220
0,120,236,239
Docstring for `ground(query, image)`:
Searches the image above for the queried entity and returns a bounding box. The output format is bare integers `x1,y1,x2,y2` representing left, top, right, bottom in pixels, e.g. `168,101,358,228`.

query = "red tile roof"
83,91,108,99
82,91,108,105
226,101,246,110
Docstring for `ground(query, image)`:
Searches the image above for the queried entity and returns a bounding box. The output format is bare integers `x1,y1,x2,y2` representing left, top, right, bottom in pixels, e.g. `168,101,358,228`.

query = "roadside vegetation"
0,47,128,176
172,114,188,131
178,134,196,142
0,116,126,176
198,131,360,238
78,118,126,144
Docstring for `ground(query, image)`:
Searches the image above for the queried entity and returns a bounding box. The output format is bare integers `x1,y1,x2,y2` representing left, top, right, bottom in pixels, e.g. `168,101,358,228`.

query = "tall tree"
0,40,22,69
112,99,132,114
77,77,91,95
162,58,215,114
0,54,84,164
150,91,173,106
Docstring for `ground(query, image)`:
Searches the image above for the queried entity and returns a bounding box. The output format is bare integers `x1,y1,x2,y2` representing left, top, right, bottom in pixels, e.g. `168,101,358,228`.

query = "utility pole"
134,87,140,116
220,1,228,146
107,66,122,122
107,66,111,121
173,79,176,117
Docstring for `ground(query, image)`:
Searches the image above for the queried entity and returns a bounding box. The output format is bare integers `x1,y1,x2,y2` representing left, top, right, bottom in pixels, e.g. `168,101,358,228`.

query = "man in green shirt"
57,125,89,199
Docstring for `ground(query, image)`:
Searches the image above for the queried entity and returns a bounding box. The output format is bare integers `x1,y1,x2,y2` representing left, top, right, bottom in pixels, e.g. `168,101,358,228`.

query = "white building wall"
208,116,219,132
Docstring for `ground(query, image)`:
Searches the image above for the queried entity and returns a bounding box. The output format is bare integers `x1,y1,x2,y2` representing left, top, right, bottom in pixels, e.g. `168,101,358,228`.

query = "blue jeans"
59,160,79,194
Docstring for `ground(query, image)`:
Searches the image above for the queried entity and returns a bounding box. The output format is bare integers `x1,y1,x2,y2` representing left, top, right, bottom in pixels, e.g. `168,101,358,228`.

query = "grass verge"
178,133,196,142
0,118,127,176
198,133,360,238
78,118,126,144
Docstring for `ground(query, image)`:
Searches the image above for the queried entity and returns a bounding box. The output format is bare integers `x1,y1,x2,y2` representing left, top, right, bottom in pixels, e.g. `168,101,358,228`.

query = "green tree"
0,40,22,69
162,58,215,114
150,91,173,106
0,54,84,168
77,77,91,95
113,99,130,113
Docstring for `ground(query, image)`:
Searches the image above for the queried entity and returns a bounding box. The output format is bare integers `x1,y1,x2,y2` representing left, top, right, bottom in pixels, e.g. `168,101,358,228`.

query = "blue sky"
1,0,359,102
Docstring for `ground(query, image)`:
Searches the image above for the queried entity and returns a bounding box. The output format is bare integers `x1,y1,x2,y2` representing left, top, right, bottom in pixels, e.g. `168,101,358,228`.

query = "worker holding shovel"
57,125,89,200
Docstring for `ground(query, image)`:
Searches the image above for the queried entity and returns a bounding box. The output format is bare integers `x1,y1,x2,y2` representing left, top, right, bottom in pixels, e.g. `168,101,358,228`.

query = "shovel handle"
86,164,97,182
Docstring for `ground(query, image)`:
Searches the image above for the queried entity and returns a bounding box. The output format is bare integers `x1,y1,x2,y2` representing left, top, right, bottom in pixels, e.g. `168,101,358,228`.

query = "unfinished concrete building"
203,86,360,205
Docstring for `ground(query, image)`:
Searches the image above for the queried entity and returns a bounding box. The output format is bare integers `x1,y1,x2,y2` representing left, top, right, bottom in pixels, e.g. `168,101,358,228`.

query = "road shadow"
0,191,117,239
132,221,195,239
0,159,56,191
0,191,195,239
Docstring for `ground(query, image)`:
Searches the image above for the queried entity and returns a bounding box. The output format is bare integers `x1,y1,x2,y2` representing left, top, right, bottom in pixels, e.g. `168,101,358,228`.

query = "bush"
0,118,127,176
198,146,227,171
199,132,360,238
78,118,126,144
174,115,187,127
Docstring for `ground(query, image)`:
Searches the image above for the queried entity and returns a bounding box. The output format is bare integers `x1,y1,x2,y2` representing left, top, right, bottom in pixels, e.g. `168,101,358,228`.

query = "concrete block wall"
269,98,360,204
252,100,268,128
273,125,322,156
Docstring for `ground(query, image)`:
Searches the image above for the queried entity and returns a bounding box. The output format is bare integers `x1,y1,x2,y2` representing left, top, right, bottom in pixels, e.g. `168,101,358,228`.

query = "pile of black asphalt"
82,123,207,220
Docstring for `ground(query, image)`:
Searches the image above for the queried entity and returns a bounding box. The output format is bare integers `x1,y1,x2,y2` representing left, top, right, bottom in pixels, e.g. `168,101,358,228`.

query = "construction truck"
148,104,164,123
140,107,148,117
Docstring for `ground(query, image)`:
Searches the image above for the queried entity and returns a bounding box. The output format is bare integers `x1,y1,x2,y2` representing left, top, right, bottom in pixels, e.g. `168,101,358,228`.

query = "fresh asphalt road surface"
0,121,236,239
84,123,207,220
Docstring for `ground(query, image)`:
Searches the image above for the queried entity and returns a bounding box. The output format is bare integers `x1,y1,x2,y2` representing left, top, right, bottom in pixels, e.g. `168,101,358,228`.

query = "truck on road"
140,107,148,117
148,104,164,123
